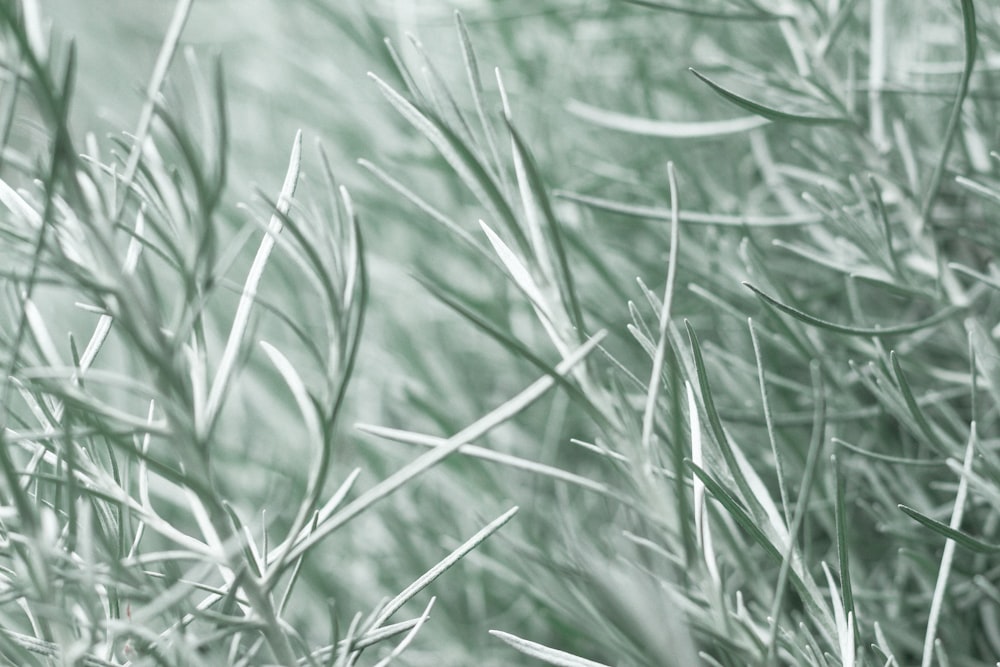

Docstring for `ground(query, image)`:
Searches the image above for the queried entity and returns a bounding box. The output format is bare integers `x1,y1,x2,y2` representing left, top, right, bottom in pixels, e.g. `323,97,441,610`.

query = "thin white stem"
640,163,680,461
204,131,302,431
921,424,977,667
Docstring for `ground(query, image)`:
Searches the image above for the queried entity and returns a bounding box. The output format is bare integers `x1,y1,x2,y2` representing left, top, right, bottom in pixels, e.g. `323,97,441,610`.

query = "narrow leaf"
489,630,612,667
567,99,769,137
690,68,851,125
744,282,961,337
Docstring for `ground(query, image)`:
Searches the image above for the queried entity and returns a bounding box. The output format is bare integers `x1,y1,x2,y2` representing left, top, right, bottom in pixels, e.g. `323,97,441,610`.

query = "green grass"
3,0,1000,665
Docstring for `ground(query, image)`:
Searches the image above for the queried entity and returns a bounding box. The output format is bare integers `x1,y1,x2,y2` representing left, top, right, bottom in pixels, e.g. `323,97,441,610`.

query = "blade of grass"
414,274,605,423
689,69,852,125
890,351,950,453
501,113,586,340
833,456,859,653
685,320,762,512
566,99,769,137
623,0,791,20
116,0,194,218
765,362,827,666
480,219,569,356
370,597,434,667
489,630,612,667
920,0,978,221
749,318,790,525
640,163,681,463
898,504,999,554
556,190,823,225
833,438,946,467
744,282,963,336
454,11,509,198
919,425,977,667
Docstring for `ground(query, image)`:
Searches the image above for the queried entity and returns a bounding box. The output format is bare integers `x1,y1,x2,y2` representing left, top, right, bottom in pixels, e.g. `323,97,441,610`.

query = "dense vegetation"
1,1,998,665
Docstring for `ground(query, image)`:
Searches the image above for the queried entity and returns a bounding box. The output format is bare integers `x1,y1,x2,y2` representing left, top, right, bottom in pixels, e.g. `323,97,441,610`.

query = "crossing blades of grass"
765,363,828,666
369,72,529,255
640,163,681,462
501,113,586,340
454,11,509,199
365,507,517,632
355,425,628,505
898,504,1000,554
414,274,605,423
278,331,606,564
204,130,302,434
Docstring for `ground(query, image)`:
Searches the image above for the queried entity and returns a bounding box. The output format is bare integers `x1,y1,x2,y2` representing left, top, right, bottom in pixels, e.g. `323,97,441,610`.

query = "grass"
3,0,1000,665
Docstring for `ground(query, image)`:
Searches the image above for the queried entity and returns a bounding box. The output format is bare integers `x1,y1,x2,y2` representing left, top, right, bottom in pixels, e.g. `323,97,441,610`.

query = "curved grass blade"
623,0,791,20
357,425,630,505
898,505,999,554
556,190,822,225
489,630,612,667
890,352,950,453
920,0,978,221
744,282,962,337
690,69,852,125
641,163,681,459
566,99,769,137
833,438,946,467
949,263,1000,292
685,320,761,510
